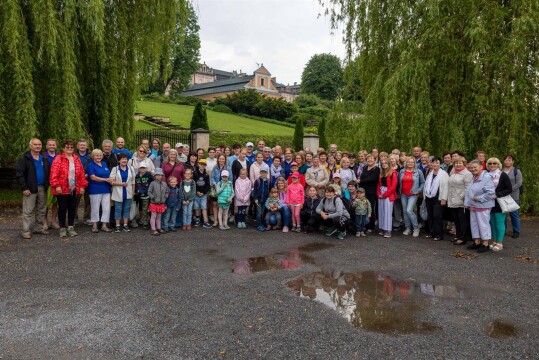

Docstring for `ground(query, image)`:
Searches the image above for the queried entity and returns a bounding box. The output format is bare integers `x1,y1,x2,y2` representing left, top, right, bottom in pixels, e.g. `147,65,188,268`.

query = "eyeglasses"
64,146,74,149
138,150,146,153
487,162,498,165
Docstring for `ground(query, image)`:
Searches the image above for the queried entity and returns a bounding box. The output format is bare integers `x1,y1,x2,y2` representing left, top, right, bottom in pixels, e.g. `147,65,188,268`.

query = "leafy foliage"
294,93,322,108
318,117,328,150
300,53,344,100
215,89,298,121
0,0,190,164
321,0,539,213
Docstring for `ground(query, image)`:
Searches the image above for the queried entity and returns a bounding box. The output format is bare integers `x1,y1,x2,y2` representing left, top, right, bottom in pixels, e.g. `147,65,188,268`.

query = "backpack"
324,196,352,218
513,167,523,195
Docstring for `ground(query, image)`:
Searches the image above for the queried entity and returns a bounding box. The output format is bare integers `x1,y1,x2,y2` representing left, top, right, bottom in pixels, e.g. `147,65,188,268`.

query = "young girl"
275,177,291,232
343,181,357,200
180,168,196,230
286,172,305,232
234,168,251,229
148,168,169,236
300,186,321,233
216,170,234,230
265,188,283,230
330,172,343,196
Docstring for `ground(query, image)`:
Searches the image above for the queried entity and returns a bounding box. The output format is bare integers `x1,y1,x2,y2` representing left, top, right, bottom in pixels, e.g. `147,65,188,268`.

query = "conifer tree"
293,118,304,152
318,118,327,150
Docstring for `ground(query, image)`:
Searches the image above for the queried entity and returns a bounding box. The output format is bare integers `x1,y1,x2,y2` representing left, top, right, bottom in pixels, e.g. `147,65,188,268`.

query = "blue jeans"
114,199,132,220
175,203,183,227
354,214,369,232
182,201,194,226
280,205,291,228
401,194,419,229
163,207,179,230
256,201,266,226
507,200,520,233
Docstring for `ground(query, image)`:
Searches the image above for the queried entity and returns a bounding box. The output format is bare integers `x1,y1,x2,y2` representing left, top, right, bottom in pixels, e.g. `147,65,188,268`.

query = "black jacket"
301,196,321,217
16,151,50,193
360,165,380,197
492,171,512,213
231,159,251,184
194,167,211,195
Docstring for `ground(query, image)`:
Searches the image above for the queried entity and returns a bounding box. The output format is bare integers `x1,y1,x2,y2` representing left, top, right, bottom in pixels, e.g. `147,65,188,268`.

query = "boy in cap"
194,159,212,228
352,187,372,237
253,165,271,231
135,160,153,229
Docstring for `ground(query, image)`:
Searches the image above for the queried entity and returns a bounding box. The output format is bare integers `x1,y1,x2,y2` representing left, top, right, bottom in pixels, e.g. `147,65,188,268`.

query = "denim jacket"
464,171,495,209
398,168,425,195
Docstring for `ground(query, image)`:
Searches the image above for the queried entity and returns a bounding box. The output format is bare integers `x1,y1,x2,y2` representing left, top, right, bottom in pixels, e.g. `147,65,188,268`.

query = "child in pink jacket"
234,168,252,229
286,172,305,233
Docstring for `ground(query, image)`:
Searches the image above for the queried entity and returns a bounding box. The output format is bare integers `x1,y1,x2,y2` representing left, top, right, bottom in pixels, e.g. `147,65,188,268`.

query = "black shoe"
512,232,520,238
467,242,481,250
477,245,490,253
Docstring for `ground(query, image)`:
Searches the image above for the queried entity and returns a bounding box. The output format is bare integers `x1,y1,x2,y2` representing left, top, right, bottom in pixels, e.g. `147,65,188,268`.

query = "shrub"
287,113,320,127
294,93,322,108
293,117,304,151
255,97,297,121
212,104,233,114
190,103,209,130
210,134,293,149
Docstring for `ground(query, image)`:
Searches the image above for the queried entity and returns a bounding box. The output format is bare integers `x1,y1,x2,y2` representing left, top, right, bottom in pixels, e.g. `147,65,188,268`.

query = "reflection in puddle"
288,271,463,334
230,242,334,274
486,320,518,338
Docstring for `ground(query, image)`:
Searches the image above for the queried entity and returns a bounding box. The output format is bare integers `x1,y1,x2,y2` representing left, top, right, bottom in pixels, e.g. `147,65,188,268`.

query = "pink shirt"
286,182,305,205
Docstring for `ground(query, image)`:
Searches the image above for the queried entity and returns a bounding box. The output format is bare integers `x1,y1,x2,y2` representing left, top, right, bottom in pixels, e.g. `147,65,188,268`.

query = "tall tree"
0,0,190,163
321,0,539,213
146,2,201,95
300,53,344,100
318,117,328,150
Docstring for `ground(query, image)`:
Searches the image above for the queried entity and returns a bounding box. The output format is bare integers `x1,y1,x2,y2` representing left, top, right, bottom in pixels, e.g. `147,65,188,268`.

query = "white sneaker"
413,229,420,237
403,228,412,236
356,231,361,237
360,232,367,237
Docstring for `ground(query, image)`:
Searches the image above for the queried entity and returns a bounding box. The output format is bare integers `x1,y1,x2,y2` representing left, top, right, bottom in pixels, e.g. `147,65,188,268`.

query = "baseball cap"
154,168,164,176
333,172,341,178
138,160,147,168
175,143,184,148
246,142,254,147
291,172,300,178
221,170,229,177
260,165,269,172
198,159,207,165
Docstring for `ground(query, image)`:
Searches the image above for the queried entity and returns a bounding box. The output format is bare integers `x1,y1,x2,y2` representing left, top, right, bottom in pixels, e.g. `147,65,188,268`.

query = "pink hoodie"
234,177,252,206
286,182,305,205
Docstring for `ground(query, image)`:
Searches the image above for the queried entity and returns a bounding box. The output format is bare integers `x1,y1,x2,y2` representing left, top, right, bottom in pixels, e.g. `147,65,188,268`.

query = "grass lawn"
135,101,293,135
134,120,159,130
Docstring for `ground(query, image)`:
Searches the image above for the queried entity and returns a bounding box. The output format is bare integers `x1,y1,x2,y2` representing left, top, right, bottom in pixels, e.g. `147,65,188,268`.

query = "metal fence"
134,129,192,149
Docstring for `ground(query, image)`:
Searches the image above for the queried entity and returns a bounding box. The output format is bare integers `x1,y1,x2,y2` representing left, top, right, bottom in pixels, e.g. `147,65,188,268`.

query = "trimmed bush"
210,134,293,149
212,104,233,114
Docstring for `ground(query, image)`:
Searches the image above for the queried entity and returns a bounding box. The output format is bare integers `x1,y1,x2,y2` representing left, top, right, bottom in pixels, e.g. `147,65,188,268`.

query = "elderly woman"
447,157,473,245
305,156,329,198
503,155,523,238
487,157,513,251
110,153,136,232
399,156,425,237
129,145,156,174
86,149,114,233
465,160,495,253
423,157,449,241
49,139,88,237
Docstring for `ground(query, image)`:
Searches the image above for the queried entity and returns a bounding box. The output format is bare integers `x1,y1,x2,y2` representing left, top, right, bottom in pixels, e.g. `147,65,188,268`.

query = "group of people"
16,138,522,252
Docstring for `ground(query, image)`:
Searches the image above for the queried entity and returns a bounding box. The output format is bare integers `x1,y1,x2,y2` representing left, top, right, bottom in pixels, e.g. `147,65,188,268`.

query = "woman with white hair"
487,157,512,251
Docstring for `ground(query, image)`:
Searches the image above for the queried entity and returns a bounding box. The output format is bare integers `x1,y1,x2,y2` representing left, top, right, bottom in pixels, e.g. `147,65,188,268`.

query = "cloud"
192,0,346,84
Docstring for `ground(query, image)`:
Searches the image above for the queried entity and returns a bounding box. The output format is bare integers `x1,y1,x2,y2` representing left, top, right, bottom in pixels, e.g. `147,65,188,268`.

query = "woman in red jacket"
49,139,88,237
377,159,398,238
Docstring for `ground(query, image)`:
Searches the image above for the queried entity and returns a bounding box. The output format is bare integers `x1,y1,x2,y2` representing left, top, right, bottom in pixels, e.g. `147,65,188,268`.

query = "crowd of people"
16,137,523,253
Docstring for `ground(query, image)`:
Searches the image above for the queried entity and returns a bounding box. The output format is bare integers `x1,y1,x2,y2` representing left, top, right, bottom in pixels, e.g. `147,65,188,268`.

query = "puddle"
230,242,334,274
486,320,518,338
288,270,464,334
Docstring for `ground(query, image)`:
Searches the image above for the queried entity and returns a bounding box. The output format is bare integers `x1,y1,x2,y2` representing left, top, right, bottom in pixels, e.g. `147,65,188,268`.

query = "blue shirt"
246,154,255,164
86,161,112,195
113,147,132,159
77,151,89,168
45,152,57,166
33,154,45,186
119,167,129,200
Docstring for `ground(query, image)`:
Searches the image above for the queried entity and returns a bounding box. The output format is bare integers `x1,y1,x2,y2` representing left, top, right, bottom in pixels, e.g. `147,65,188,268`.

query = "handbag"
497,195,519,213
209,186,217,198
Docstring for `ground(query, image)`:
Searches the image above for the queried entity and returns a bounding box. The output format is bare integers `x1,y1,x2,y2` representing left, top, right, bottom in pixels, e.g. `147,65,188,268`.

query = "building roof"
213,69,235,78
182,76,253,97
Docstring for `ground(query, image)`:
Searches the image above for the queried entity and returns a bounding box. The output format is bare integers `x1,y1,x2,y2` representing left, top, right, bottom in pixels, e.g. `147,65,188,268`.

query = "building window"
261,78,265,87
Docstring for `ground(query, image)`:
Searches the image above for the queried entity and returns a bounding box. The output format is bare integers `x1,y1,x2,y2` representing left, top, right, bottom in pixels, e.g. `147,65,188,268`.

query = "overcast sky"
192,0,346,85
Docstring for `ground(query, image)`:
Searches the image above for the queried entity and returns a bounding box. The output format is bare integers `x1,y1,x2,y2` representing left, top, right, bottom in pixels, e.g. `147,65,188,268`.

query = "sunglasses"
487,162,498,165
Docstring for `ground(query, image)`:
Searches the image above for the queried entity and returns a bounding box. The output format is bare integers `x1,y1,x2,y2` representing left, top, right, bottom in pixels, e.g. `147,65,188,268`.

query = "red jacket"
287,174,306,188
50,153,88,195
376,171,398,201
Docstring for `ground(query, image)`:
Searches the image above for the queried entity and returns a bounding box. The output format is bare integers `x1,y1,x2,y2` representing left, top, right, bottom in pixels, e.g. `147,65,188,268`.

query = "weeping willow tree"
0,0,189,162
322,0,539,213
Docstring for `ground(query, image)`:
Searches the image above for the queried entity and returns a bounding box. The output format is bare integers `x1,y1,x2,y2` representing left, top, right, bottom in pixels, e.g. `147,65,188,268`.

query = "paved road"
1,212,538,359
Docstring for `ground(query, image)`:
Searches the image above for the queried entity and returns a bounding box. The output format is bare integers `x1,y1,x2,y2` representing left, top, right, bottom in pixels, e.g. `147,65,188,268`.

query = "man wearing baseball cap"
175,143,187,163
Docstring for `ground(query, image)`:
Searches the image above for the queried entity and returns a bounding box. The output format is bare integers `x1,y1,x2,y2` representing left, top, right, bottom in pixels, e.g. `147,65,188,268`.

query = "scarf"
489,169,501,187
270,164,282,179
424,171,441,198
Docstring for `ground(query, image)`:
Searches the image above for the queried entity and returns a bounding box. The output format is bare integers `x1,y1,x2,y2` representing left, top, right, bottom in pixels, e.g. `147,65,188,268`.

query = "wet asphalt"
0,213,538,359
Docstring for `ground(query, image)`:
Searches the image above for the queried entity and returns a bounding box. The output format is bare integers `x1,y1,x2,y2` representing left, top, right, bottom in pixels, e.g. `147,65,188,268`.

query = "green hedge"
210,133,293,148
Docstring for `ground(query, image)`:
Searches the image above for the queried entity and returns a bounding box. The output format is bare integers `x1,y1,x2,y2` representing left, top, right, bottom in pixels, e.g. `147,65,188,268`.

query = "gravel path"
0,212,537,359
